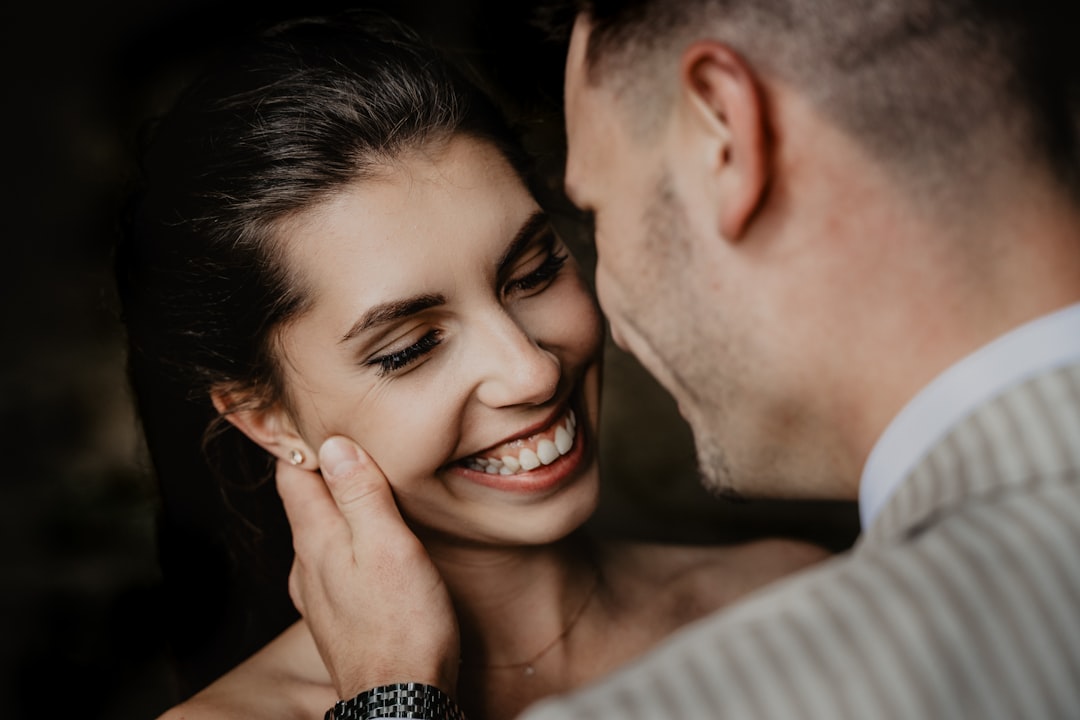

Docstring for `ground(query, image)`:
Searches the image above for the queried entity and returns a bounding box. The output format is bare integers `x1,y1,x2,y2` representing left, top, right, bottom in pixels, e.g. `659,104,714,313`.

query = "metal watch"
325,682,466,720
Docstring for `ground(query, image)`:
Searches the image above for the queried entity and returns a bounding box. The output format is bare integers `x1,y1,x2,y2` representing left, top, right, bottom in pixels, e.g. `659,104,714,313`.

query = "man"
279,1,1080,717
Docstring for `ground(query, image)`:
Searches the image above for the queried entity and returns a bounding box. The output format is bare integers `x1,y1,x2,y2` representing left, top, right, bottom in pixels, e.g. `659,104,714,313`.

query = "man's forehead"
567,14,590,64
564,16,591,108
563,17,592,178
561,26,596,205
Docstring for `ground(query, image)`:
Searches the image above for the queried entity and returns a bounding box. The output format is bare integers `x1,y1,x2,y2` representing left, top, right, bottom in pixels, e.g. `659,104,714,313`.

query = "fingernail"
320,436,360,478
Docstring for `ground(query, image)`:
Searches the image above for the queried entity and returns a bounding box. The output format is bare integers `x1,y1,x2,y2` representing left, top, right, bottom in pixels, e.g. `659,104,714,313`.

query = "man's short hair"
548,0,1080,199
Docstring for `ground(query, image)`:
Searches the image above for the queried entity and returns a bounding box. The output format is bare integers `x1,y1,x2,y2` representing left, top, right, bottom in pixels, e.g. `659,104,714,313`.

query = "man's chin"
693,435,738,498
699,474,745,502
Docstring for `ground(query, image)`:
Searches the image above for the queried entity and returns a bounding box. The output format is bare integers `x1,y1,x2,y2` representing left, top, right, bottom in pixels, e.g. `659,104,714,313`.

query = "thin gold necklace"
468,572,600,678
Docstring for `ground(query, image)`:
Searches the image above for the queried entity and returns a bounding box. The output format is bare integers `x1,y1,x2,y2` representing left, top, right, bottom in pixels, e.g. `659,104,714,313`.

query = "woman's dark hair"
116,11,528,696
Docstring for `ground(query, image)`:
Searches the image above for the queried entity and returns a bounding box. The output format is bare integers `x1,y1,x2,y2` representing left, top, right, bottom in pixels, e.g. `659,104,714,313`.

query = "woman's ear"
211,388,318,469
678,40,769,241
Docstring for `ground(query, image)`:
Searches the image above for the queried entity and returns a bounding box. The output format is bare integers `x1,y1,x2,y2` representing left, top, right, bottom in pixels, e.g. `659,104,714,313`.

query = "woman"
118,11,828,720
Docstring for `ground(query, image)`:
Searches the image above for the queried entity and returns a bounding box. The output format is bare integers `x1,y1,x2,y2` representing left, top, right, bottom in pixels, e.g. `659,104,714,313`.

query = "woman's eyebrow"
339,293,446,343
496,211,549,275
338,213,547,344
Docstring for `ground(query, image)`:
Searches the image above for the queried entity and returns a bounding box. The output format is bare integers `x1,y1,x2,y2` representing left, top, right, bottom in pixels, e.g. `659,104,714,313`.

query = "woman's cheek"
364,391,459,491
555,277,604,361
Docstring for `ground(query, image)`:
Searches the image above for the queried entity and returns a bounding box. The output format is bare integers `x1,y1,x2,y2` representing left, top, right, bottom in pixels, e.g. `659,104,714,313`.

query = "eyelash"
368,329,442,375
366,244,568,376
506,249,568,294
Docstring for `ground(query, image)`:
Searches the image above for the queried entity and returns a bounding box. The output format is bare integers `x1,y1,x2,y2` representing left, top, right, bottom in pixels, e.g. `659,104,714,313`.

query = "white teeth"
464,408,579,476
554,426,573,454
536,439,559,465
519,448,541,471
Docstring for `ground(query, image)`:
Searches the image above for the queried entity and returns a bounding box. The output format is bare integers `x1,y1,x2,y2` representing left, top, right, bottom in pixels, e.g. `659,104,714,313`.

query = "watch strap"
325,682,466,720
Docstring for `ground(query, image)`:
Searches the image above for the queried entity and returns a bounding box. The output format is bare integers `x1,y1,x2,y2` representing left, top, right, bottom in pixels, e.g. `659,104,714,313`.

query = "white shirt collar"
859,302,1080,530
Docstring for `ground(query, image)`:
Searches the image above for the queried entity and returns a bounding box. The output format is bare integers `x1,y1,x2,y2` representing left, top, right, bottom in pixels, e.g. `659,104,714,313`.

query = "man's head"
561,0,1080,499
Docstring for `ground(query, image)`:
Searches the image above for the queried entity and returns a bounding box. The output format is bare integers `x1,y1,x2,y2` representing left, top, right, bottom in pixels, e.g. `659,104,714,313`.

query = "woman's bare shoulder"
603,535,829,577
597,536,832,621
155,621,337,720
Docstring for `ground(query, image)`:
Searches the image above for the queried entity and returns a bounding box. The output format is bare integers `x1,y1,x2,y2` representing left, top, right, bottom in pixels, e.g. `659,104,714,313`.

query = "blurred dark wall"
0,2,856,718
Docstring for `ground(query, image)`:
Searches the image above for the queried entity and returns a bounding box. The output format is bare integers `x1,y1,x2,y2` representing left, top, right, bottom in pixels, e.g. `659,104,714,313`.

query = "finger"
319,435,406,532
276,457,349,553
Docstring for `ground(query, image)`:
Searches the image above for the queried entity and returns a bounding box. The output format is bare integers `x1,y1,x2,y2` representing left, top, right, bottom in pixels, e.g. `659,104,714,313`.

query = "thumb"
318,436,404,529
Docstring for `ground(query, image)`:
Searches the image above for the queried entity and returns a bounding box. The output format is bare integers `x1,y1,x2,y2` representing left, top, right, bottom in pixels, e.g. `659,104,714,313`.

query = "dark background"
0,2,857,718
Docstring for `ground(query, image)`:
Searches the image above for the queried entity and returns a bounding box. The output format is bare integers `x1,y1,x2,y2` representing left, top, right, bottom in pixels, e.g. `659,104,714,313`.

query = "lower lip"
447,415,589,494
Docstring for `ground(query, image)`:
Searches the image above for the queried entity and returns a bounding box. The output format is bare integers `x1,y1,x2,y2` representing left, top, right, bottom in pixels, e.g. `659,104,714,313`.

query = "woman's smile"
447,400,590,495
462,407,577,473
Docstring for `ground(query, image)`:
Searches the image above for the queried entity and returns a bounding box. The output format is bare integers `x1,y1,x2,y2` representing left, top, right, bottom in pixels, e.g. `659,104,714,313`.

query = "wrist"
326,682,465,720
335,653,460,701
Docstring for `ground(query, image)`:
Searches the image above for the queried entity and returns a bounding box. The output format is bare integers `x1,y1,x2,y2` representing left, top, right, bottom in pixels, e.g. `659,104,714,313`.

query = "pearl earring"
288,449,305,466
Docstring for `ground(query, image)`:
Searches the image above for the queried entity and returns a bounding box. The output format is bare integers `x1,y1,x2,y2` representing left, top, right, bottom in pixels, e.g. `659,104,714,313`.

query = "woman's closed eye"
505,239,568,296
366,329,442,376
364,238,568,377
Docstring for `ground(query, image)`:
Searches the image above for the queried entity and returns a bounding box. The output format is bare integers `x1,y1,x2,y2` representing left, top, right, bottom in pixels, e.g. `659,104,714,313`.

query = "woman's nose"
473,313,560,409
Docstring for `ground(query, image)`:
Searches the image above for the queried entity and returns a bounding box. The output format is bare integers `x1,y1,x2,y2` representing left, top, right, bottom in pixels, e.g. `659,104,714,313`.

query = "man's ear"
211,388,318,469
678,40,768,241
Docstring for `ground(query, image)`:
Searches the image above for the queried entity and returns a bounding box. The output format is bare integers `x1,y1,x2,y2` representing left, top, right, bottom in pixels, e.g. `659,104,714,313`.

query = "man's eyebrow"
339,293,446,344
497,211,551,276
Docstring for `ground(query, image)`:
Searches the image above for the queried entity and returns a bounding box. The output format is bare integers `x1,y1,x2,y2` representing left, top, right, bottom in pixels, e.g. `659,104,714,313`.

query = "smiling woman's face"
269,135,603,546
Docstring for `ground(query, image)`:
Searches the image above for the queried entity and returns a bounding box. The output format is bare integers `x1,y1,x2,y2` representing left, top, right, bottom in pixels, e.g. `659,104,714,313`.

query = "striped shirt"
861,301,1080,529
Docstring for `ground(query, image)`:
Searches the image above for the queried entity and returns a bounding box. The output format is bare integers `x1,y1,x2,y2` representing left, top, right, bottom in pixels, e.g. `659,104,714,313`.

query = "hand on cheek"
276,436,461,699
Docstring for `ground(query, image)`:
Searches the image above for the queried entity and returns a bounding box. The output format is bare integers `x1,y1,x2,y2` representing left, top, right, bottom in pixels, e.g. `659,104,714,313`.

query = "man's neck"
847,169,1080,493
